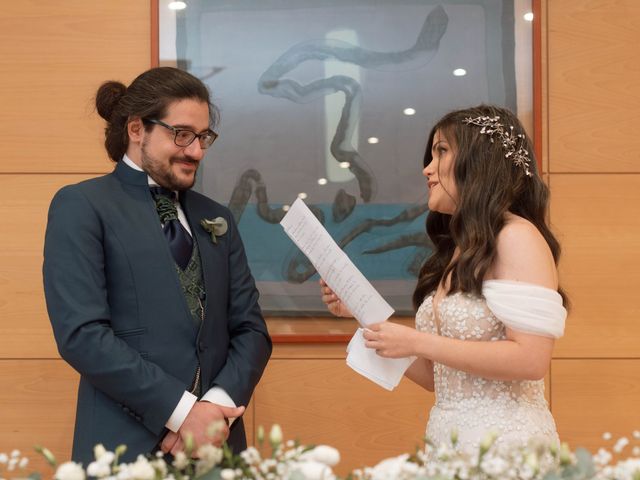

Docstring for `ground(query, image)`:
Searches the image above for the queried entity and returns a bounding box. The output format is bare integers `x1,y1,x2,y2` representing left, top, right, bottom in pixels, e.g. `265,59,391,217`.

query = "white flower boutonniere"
200,217,228,244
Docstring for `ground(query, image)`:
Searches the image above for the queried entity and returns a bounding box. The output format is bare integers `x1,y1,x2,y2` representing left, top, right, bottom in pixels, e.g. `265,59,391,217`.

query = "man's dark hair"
95,67,219,162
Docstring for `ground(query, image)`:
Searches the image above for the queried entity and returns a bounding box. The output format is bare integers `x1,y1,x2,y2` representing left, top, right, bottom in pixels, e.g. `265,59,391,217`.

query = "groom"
43,67,271,465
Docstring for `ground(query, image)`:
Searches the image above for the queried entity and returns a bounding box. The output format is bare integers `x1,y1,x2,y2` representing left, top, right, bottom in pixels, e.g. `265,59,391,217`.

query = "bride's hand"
319,279,354,318
363,321,419,358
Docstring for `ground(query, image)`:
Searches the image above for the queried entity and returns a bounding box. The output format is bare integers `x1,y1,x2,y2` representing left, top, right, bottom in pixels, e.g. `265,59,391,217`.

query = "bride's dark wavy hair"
412,104,568,309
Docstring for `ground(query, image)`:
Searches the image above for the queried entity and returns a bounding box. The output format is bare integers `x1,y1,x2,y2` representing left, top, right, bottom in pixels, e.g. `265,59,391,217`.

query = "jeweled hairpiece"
462,115,533,177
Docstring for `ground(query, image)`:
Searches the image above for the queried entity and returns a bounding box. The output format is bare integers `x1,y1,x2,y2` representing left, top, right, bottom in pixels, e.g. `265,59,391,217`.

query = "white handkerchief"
346,328,415,391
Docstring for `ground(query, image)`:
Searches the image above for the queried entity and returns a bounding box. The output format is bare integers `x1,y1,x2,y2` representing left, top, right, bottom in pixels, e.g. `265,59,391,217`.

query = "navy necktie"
150,187,193,270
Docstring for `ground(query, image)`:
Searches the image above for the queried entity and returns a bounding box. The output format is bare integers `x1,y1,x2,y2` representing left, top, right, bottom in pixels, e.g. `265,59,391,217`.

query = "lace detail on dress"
416,292,559,454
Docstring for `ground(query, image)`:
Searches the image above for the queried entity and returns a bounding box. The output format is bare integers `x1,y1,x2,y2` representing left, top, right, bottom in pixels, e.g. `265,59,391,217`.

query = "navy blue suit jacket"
43,161,271,464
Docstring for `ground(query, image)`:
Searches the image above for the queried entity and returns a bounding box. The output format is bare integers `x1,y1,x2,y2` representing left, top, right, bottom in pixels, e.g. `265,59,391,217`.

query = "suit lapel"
113,161,199,333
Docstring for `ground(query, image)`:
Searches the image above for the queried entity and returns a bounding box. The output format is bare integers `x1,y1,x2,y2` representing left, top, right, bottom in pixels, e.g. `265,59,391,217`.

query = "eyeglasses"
144,118,218,149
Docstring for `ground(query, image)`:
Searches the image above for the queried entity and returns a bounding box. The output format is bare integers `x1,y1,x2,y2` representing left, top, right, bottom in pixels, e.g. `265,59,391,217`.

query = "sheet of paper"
280,197,394,326
346,329,415,391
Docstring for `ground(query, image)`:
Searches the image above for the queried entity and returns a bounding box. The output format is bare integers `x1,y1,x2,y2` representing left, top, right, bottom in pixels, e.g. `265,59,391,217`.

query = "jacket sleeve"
210,213,272,407
43,186,185,435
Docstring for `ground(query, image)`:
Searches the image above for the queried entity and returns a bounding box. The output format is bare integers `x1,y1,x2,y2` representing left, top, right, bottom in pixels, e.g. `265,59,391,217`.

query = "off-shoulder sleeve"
482,280,567,338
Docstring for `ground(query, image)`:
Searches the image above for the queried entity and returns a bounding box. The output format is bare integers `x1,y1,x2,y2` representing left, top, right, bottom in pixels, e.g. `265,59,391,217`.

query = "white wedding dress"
415,280,565,454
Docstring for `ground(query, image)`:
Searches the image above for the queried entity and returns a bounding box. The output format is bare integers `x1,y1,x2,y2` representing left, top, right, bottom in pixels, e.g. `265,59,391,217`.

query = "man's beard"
140,142,198,191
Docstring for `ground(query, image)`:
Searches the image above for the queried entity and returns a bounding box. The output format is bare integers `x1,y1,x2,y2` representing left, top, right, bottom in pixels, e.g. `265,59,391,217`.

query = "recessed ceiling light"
367,137,380,144
453,68,467,77
523,12,534,22
168,2,187,10
339,162,351,169
298,192,308,200
317,178,328,185
403,108,416,116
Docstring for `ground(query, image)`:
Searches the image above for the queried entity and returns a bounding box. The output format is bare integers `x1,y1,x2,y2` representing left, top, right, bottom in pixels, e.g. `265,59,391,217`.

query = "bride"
321,104,568,454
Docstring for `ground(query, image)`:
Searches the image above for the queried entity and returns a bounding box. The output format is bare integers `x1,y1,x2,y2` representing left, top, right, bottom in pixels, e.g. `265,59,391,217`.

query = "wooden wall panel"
0,360,78,474
548,0,640,173
0,0,639,471
0,1,150,173
253,358,433,475
550,174,640,357
0,174,96,359
552,359,640,452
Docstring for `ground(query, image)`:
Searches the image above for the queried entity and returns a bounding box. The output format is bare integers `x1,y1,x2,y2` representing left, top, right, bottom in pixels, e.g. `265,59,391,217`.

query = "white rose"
219,468,236,480
55,462,86,480
300,446,340,467
368,454,409,480
288,461,333,480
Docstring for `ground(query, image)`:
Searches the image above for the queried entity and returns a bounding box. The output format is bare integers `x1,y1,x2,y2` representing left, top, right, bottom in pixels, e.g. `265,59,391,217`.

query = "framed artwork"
154,0,538,319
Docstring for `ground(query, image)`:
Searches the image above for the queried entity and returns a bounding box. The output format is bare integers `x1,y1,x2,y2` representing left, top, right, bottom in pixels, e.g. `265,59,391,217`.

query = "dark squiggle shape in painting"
284,203,430,284
229,168,325,225
226,6,448,283
256,5,449,203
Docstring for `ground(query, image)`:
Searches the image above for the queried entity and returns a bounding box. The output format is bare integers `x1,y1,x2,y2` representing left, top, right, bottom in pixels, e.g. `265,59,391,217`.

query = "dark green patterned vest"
175,242,205,397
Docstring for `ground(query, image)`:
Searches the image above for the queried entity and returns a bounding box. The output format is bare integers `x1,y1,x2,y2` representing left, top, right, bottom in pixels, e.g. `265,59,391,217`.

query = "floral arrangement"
350,430,640,480
2,427,640,480
0,425,339,480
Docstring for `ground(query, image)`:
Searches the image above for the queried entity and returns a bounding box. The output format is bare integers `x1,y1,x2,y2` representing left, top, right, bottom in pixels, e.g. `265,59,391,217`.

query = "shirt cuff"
201,386,238,426
165,391,197,432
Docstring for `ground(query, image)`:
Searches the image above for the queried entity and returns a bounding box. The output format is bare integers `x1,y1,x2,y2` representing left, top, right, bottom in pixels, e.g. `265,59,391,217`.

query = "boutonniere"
200,217,228,244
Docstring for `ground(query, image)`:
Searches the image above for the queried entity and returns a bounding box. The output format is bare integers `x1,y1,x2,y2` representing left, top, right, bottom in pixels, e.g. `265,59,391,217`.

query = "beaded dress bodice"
416,292,559,453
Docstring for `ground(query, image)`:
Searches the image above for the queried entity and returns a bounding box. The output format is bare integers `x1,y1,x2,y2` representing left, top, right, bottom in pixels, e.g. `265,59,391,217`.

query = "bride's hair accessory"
462,115,533,177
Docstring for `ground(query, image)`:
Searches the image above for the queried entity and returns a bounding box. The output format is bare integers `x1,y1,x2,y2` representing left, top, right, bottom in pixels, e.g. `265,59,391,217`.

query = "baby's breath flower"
172,452,189,471
603,432,613,441
594,448,613,466
614,436,630,453
126,455,155,480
